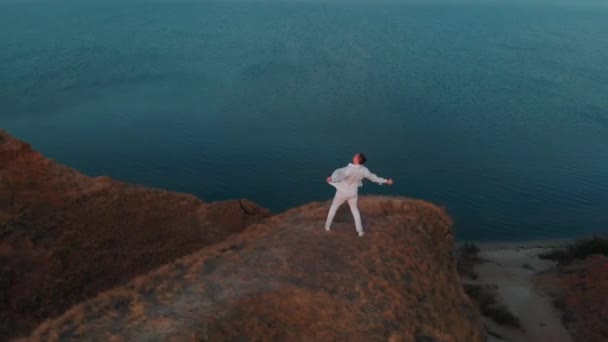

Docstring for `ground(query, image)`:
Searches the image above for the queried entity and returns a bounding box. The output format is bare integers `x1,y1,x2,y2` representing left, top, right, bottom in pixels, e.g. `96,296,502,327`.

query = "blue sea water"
1,0,607,241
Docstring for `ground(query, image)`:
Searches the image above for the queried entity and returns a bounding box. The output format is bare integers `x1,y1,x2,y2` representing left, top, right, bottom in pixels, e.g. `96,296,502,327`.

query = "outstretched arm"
365,169,393,185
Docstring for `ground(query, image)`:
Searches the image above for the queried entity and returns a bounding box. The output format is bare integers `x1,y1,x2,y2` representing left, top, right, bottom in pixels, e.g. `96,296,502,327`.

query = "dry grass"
0,131,270,340
26,196,485,342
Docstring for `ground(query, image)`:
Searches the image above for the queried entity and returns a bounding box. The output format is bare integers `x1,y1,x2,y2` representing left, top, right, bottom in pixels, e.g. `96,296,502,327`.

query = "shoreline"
456,238,573,251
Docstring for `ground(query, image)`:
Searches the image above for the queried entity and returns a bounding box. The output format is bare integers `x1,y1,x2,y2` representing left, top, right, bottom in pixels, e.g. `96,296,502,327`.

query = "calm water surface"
2,0,607,241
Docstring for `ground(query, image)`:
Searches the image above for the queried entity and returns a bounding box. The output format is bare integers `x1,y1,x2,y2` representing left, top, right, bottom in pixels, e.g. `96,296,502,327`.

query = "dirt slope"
538,254,608,342
0,130,270,340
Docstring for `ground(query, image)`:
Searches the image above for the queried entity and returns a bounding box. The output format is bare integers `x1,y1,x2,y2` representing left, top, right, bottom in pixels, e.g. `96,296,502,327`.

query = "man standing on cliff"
325,153,393,237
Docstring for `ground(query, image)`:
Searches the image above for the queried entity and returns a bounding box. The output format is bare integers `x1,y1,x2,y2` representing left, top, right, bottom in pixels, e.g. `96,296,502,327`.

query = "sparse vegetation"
463,284,522,329
457,242,482,279
461,242,481,256
483,304,521,328
551,298,576,325
463,284,497,308
538,235,608,265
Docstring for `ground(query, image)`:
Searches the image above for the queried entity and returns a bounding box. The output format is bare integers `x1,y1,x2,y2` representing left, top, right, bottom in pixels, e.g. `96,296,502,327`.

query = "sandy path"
465,245,572,342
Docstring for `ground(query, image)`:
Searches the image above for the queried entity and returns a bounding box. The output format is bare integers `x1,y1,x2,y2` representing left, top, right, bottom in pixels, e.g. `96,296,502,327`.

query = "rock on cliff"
27,196,485,341
0,131,271,340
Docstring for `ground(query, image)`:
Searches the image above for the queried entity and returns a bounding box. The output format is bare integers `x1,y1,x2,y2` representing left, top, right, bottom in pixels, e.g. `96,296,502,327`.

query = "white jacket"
329,163,387,195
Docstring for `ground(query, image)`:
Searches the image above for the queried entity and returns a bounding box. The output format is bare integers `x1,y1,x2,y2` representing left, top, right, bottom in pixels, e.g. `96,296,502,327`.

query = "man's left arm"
327,167,349,183
365,169,393,185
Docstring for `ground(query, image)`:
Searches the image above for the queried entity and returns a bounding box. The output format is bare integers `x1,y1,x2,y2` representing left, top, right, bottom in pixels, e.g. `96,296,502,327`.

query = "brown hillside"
538,254,608,342
26,196,485,342
0,130,271,340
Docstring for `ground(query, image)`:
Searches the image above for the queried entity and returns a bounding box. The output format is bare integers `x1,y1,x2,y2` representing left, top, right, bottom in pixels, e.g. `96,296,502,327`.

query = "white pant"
324,191,363,234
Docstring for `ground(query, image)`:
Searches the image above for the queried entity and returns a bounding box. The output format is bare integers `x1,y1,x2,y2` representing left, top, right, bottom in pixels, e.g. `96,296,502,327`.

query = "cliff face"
27,196,485,341
0,131,271,340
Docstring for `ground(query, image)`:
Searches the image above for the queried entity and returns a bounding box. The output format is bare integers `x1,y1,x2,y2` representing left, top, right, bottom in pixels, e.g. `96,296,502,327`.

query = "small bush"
538,235,608,264
551,298,577,324
483,304,521,328
538,249,568,263
463,284,497,307
457,263,478,280
460,243,481,259
457,242,481,279
552,298,565,310
463,284,521,328
521,263,534,270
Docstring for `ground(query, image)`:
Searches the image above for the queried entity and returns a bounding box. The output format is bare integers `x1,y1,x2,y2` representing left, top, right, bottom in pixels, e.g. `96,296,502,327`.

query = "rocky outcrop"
2,130,485,341
26,196,485,341
0,131,271,340
538,254,608,342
